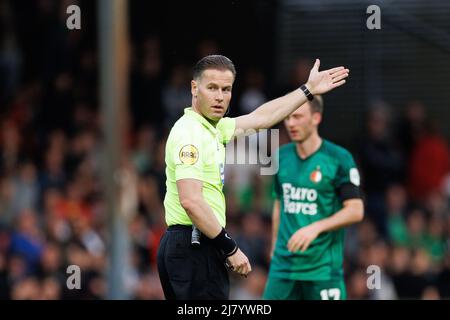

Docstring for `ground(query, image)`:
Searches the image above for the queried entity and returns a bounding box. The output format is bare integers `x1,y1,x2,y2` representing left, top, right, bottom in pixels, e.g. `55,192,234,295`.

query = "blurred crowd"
0,1,449,300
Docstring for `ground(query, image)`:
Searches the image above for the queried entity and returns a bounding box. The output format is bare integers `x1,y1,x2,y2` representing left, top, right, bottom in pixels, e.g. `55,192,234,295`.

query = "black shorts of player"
157,225,230,300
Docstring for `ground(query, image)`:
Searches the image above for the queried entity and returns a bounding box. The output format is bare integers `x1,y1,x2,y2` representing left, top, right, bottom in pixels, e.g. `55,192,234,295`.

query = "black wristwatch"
300,84,314,101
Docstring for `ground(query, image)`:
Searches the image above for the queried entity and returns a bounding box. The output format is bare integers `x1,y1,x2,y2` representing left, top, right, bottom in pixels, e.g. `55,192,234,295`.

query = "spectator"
10,161,39,216
396,100,427,159
385,184,409,246
161,64,192,127
347,269,371,299
130,36,164,129
357,102,404,236
234,212,268,269
408,120,450,201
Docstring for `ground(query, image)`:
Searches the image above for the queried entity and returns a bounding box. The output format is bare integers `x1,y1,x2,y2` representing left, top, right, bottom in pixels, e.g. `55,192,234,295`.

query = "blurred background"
0,0,449,299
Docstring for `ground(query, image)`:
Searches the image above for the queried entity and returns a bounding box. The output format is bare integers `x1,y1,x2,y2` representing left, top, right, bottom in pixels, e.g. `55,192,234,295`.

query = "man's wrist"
212,228,238,256
313,220,325,234
305,82,315,94
301,83,314,100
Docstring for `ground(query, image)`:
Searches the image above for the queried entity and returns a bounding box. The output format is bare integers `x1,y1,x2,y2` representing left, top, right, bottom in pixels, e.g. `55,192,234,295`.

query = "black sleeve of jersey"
338,183,362,201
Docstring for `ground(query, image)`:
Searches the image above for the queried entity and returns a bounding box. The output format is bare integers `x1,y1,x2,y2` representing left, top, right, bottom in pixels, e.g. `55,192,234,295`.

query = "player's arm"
177,179,252,276
314,198,364,233
287,198,364,253
233,59,349,136
270,200,280,258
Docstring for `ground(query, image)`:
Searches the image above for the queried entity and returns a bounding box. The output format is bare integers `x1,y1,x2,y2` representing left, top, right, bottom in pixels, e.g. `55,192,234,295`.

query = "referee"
157,55,349,300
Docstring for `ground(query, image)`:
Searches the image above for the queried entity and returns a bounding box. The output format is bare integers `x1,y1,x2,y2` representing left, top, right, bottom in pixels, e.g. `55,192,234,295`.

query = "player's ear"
312,112,322,125
191,80,198,97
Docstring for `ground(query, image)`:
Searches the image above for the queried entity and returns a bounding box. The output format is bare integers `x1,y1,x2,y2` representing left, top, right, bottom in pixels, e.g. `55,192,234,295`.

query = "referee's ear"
191,80,198,97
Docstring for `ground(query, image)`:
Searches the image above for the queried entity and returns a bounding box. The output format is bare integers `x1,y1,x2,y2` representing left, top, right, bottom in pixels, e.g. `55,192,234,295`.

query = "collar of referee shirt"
184,107,220,135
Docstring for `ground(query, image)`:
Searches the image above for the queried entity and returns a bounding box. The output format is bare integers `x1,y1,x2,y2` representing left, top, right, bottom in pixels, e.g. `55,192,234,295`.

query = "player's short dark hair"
309,95,324,114
193,55,236,80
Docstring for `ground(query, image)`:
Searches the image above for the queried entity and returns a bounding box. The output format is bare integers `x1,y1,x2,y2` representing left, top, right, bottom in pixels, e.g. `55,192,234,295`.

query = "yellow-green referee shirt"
164,107,236,227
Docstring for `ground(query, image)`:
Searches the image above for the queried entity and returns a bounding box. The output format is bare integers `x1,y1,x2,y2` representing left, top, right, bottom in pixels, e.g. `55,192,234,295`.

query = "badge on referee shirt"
179,144,199,165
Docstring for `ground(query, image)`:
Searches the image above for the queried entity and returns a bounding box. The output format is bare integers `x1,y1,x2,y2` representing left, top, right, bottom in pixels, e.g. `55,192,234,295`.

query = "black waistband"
167,224,193,231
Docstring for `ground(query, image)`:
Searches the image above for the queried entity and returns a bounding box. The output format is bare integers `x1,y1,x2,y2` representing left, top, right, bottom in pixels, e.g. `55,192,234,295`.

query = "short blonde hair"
309,95,323,114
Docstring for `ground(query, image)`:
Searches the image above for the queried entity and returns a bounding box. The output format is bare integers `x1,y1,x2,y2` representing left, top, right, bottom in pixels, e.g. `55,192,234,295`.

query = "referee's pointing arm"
233,59,349,135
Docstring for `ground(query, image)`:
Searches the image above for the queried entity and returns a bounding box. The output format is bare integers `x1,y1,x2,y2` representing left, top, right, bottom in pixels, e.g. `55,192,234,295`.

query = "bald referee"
157,55,349,300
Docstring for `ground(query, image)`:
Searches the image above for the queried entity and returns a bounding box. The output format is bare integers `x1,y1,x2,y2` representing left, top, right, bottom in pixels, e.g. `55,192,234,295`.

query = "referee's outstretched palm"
306,59,349,95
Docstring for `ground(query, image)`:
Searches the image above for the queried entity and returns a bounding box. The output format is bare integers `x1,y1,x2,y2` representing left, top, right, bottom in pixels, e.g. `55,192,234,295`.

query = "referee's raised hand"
226,248,252,277
305,59,349,95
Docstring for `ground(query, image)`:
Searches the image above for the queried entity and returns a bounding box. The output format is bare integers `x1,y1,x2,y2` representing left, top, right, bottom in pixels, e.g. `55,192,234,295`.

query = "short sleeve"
216,117,236,144
335,151,361,188
171,126,205,181
271,173,282,199
270,149,282,199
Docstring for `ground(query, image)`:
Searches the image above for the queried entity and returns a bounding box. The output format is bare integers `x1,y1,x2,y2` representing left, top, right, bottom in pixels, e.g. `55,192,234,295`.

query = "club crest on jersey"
310,166,322,183
179,144,199,165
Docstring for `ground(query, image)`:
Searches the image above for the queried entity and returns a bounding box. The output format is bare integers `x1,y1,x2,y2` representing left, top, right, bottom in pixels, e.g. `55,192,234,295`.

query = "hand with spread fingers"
306,59,349,95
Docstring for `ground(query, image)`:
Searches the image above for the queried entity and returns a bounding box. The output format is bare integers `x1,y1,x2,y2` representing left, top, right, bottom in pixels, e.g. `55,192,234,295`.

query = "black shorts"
157,225,230,300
